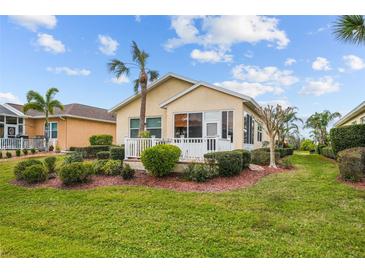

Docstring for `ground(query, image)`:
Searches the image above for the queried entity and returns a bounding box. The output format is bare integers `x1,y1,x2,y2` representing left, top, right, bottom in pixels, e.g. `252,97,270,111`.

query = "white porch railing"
0,138,48,150
124,137,233,161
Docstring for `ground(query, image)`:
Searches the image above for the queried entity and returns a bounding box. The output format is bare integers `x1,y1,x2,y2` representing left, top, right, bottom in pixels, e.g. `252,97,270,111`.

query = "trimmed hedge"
110,147,125,160
64,152,84,164
14,159,43,180
103,160,122,176
15,149,21,157
204,151,242,177
93,160,108,175
121,164,135,180
89,134,113,146
251,148,280,165
96,151,110,160
23,164,48,184
44,156,57,173
337,147,365,182
183,163,217,182
330,124,365,155
58,162,92,186
70,145,110,158
141,144,181,177
321,146,336,159
233,149,251,169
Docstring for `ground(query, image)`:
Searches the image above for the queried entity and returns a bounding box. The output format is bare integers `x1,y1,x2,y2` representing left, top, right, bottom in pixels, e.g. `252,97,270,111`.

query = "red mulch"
337,176,365,190
12,166,287,192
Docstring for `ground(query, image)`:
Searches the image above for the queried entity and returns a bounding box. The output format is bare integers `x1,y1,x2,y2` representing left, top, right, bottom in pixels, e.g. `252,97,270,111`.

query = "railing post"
20,137,23,150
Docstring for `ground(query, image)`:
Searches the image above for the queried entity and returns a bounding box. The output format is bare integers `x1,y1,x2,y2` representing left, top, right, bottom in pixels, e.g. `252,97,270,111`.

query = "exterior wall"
243,104,269,150
341,109,365,126
115,78,194,144
165,85,244,149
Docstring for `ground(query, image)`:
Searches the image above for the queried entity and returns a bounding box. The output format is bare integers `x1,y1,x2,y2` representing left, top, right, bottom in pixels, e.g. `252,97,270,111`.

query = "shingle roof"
0,105,19,116
6,103,116,123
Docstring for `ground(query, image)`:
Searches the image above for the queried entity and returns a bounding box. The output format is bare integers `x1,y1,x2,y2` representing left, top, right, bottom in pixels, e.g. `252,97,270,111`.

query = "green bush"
44,156,57,173
93,160,108,175
22,149,28,156
23,164,48,184
0,151,2,159
110,147,125,160
58,162,92,186
89,134,113,146
316,144,326,154
337,147,365,182
64,152,84,164
83,161,95,176
6,152,12,158
71,145,110,158
279,157,293,169
204,151,242,177
330,124,365,155
96,151,110,160
321,146,336,159
251,148,280,165
30,148,36,154
300,139,316,151
141,144,181,177
103,160,122,176
183,163,215,182
49,145,54,152
14,159,43,180
121,163,135,180
15,149,21,157
233,149,251,169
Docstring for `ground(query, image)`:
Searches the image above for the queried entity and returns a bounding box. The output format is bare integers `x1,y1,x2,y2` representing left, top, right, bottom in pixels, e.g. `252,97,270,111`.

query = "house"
0,103,116,151
334,101,365,127
110,73,269,160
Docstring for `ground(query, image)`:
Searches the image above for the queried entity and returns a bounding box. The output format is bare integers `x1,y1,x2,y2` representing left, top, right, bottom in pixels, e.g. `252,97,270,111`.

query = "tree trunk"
269,135,277,168
45,112,49,152
139,71,148,134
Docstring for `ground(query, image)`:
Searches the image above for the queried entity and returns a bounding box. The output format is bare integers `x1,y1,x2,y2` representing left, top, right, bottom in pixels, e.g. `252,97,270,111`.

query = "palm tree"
333,15,365,45
305,110,341,145
108,41,159,134
23,88,64,151
277,107,303,147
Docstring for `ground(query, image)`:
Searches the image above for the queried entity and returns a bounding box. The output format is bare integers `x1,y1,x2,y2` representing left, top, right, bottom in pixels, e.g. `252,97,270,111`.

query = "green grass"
0,154,364,257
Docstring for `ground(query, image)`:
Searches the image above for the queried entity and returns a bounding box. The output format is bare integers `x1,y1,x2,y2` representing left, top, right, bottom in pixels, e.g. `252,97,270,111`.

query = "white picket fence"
0,138,49,150
124,137,233,161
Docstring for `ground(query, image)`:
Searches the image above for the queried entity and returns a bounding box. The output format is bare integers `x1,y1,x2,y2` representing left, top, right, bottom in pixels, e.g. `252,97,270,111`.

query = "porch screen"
244,113,254,144
222,111,233,142
174,113,202,138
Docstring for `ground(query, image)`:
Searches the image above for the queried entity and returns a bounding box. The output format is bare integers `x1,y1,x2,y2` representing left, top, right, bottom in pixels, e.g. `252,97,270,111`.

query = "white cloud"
0,92,21,104
47,66,91,76
284,58,296,66
111,75,130,84
190,49,232,63
259,97,291,108
300,76,340,96
98,35,119,56
9,15,57,32
312,57,331,71
231,64,298,86
36,33,65,54
343,55,365,70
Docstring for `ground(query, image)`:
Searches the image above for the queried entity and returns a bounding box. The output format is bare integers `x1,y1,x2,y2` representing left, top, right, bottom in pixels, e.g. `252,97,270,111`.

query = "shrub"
89,134,113,146
23,164,48,184
121,164,135,180
204,151,242,177
83,161,95,176
251,148,280,165
14,159,43,180
321,146,336,159
93,160,108,175
316,144,326,155
71,145,110,158
280,157,293,169
0,151,2,159
233,149,251,169
55,146,61,153
337,147,365,182
22,149,28,156
183,163,215,182
330,124,365,155
141,144,181,177
300,139,316,151
103,160,122,176
58,162,92,186
96,151,110,160
110,147,125,160
44,156,57,173
30,148,36,154
276,148,294,157
139,131,151,138
15,149,21,157
64,152,84,164
49,145,54,152
6,152,12,158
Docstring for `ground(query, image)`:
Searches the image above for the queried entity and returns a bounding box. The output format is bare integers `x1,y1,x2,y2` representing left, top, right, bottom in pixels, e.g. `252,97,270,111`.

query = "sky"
0,15,364,129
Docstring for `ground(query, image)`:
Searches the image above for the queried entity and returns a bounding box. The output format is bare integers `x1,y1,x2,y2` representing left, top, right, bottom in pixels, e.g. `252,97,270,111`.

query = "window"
244,113,254,144
130,117,162,138
18,125,23,135
352,121,357,125
6,116,17,124
0,124,4,138
361,116,365,124
0,115,4,123
174,113,202,138
257,123,263,142
18,118,23,124
221,111,233,142
45,122,58,139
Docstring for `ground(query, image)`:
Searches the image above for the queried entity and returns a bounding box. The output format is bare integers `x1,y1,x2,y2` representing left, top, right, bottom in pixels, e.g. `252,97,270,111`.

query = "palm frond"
45,88,59,103
148,70,159,82
333,15,365,44
133,79,140,94
23,102,44,113
108,59,130,79
26,90,45,105
131,41,148,68
48,100,64,115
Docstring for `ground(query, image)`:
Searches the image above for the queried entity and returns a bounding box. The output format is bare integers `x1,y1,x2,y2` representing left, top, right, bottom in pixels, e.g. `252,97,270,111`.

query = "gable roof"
159,81,261,110
334,100,365,127
5,103,116,123
0,104,20,116
109,72,197,112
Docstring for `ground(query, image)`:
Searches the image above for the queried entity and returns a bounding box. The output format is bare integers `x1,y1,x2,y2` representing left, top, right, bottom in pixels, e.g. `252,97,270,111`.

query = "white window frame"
128,116,162,138
257,123,263,142
361,116,365,124
45,122,58,139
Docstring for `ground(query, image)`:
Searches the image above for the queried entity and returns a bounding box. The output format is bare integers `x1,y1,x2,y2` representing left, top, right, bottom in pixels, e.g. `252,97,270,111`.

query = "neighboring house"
334,101,365,127
110,73,269,160
0,103,116,150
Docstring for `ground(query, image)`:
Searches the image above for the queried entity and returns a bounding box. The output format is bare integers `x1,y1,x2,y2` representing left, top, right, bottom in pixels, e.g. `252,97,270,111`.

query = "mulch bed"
337,177,365,190
12,166,287,193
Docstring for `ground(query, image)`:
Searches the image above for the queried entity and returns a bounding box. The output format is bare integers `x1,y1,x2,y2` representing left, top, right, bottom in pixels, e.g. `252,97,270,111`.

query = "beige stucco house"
334,101,365,127
110,73,268,160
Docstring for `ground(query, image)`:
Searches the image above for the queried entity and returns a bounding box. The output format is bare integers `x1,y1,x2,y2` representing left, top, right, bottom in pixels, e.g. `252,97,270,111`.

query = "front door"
205,122,218,151
6,125,17,138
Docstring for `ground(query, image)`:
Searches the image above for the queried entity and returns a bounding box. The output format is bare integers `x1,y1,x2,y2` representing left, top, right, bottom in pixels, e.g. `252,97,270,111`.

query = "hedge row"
320,146,336,159
330,124,365,155
89,134,113,146
337,147,365,182
251,148,281,165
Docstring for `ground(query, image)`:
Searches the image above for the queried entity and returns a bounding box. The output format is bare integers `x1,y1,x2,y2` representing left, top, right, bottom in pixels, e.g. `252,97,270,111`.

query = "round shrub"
300,139,316,151
22,149,28,156
321,146,336,159
23,164,48,184
234,149,251,169
96,151,110,160
204,151,242,177
30,148,36,154
141,144,181,177
103,160,122,176
15,149,21,157
93,160,108,175
121,163,135,180
64,152,84,164
337,147,365,182
0,151,2,159
44,156,57,173
83,161,95,176
49,145,54,152
183,163,214,182
14,159,43,180
6,152,12,158
59,162,92,186
110,147,125,160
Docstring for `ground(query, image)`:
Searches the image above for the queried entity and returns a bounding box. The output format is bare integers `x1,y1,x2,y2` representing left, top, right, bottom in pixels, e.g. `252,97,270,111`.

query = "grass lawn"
0,153,364,257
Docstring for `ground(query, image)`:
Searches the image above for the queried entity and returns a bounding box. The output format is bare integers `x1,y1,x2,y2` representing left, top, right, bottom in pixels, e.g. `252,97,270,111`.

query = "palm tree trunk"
45,112,49,152
139,71,148,134
269,134,277,168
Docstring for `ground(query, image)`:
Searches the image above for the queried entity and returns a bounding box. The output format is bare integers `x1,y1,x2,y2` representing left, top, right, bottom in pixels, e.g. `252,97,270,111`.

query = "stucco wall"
115,78,194,144
342,109,365,126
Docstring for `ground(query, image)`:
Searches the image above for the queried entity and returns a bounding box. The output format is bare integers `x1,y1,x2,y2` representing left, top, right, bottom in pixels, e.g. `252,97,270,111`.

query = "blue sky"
0,15,364,124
